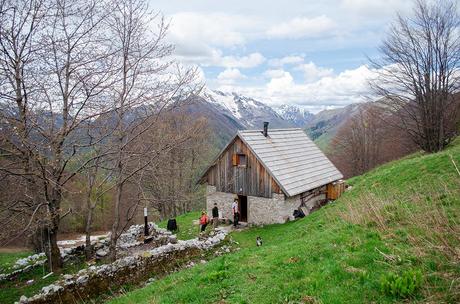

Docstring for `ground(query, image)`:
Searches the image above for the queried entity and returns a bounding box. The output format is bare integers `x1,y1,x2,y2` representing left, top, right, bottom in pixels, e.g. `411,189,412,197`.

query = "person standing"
199,211,209,233
212,203,219,229
232,198,239,227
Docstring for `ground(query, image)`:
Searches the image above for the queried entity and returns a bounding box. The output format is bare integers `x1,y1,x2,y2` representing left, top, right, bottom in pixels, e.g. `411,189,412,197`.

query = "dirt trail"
0,247,29,253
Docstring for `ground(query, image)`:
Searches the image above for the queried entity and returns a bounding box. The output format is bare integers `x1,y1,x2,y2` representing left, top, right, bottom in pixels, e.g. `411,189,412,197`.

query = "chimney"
263,121,269,137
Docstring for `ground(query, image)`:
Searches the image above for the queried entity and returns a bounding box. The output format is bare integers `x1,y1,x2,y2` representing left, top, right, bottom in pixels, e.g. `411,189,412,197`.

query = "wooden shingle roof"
199,128,343,197
237,128,343,197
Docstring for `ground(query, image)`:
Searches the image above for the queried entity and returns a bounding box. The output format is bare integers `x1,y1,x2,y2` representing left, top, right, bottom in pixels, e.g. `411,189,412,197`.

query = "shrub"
380,269,422,298
202,258,229,282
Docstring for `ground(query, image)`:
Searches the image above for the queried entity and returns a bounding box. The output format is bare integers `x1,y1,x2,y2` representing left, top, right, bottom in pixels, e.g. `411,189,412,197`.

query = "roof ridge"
238,128,302,133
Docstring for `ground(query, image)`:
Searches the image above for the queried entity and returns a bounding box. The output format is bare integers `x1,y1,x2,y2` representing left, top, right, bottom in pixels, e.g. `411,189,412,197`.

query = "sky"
150,0,414,113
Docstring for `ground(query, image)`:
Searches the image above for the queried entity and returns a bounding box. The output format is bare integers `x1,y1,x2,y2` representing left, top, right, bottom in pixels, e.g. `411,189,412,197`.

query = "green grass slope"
313,132,333,153
110,139,459,303
0,251,32,272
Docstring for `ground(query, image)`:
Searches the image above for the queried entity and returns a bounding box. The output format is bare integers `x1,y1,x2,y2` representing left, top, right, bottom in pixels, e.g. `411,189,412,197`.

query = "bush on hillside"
380,269,422,298
202,257,229,283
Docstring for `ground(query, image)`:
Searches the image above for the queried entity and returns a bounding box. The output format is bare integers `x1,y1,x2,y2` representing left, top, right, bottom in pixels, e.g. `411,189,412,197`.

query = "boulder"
95,249,108,258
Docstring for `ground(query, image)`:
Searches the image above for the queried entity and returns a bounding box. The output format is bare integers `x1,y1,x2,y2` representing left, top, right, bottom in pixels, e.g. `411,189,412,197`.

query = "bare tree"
330,103,417,178
103,0,200,260
370,0,460,153
138,112,211,220
0,0,114,270
0,0,51,259
0,0,201,264
331,104,384,177
81,151,113,260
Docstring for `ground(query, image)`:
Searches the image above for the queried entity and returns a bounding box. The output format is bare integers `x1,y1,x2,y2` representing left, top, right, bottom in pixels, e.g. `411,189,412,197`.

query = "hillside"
109,139,460,303
305,103,361,151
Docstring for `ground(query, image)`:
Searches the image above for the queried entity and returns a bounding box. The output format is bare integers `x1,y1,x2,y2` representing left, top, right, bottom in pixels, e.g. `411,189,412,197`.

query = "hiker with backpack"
199,211,209,233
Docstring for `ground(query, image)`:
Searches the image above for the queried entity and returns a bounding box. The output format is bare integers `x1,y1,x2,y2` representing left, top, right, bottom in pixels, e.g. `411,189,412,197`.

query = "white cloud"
294,62,334,83
217,68,247,84
169,12,256,48
265,65,375,106
158,3,402,112
215,65,377,112
268,55,305,67
167,12,266,68
219,52,266,69
266,16,336,39
174,49,266,68
266,71,295,92
267,58,334,83
263,69,287,79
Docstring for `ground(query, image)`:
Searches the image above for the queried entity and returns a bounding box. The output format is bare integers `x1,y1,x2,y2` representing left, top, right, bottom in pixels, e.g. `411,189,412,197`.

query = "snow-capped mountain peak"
202,89,243,119
198,88,290,129
275,104,314,127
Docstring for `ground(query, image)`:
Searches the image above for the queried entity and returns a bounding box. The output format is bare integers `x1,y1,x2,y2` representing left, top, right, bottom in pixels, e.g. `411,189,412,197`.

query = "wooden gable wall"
205,136,282,198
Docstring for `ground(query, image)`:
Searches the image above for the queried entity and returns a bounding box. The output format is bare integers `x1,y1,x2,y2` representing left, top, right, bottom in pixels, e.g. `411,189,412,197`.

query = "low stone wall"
0,254,46,282
18,229,227,304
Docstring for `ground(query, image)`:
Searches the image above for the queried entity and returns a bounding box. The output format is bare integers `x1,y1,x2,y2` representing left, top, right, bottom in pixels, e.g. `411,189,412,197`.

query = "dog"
256,236,263,247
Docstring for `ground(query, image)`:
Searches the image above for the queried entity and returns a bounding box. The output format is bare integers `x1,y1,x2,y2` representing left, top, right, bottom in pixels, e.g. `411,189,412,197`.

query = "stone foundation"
206,185,235,220
206,185,328,226
248,193,295,225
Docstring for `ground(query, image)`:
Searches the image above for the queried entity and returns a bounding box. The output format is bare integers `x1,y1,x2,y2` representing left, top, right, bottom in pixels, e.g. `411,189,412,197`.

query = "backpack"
200,215,208,225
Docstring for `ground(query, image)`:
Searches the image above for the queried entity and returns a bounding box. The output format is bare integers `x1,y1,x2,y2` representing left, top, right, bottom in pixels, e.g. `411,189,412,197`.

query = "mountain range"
0,87,358,153
187,88,358,151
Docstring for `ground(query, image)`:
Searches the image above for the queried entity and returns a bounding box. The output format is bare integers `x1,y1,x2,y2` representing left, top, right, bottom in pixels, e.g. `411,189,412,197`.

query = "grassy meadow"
109,139,460,303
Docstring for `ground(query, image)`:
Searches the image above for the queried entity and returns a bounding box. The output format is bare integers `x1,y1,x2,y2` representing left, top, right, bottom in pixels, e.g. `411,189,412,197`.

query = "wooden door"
238,195,248,222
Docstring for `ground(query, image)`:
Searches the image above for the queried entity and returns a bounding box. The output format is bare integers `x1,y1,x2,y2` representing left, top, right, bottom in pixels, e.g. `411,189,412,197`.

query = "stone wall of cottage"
206,185,235,220
206,185,328,226
247,193,297,225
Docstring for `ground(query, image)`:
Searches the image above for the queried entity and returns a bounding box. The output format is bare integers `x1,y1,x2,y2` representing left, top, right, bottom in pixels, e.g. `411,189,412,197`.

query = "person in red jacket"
199,211,209,233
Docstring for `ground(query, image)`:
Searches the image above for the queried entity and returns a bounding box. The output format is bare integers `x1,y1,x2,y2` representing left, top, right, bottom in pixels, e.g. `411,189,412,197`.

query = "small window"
232,153,247,167
238,154,247,166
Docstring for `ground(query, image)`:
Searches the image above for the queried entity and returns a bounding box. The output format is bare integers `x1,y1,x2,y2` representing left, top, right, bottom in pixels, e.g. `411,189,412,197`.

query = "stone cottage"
199,123,344,225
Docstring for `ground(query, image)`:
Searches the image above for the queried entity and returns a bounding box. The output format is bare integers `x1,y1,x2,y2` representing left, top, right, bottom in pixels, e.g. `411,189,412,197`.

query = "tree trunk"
84,173,96,260
84,206,94,260
109,180,123,261
108,240,117,262
46,190,63,271
48,225,62,271
188,149,196,212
